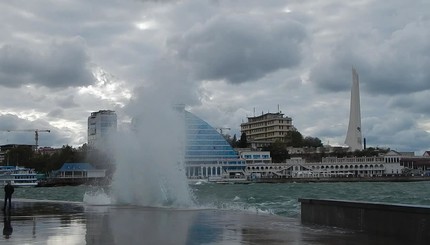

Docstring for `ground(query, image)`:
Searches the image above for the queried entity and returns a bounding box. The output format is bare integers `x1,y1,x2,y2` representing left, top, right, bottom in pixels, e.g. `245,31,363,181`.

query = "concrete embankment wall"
256,176,430,183
299,198,430,243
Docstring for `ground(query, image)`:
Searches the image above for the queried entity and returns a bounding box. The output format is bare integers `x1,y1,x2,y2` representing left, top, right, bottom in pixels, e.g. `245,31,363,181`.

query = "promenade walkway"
1,200,404,244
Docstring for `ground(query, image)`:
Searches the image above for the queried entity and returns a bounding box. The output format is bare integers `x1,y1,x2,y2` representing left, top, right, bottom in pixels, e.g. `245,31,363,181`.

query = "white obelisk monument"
345,68,363,151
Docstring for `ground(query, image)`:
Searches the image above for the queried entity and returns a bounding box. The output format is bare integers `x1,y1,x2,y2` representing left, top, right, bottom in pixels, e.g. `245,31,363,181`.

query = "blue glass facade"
184,111,245,178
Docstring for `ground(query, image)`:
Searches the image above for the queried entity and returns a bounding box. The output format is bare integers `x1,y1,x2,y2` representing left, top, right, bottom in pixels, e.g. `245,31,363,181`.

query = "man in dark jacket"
3,182,14,211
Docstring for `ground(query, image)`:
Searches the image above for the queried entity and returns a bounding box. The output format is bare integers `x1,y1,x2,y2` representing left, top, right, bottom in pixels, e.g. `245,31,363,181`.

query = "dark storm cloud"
169,13,307,84
310,16,430,95
364,116,430,152
388,91,430,114
0,38,95,88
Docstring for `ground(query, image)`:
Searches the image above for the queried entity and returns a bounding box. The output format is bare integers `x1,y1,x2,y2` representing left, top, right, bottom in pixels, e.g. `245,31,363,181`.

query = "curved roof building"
184,110,245,179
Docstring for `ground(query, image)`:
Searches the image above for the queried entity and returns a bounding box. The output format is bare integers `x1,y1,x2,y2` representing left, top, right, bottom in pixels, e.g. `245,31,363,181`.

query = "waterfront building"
387,150,430,175
240,112,295,148
54,163,106,179
88,110,117,149
244,156,387,179
184,110,246,179
239,150,271,164
43,163,107,186
345,68,363,151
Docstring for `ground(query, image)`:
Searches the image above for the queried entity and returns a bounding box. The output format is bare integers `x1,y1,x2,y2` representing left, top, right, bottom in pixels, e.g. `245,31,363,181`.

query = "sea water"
13,181,430,218
8,182,429,244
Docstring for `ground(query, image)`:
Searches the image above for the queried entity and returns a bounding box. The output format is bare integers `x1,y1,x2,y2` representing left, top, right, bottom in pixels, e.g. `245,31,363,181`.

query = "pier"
299,198,430,243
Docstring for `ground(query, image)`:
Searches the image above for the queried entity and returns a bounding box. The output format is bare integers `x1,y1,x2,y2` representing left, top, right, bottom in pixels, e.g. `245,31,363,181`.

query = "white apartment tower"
240,112,295,148
88,110,117,149
344,68,363,151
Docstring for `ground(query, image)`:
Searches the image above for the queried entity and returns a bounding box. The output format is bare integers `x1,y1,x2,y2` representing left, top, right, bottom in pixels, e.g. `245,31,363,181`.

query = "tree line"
226,130,323,149
1,144,114,176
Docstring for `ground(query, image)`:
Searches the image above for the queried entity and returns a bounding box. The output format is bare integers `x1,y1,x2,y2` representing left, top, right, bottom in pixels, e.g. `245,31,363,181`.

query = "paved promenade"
1,199,405,244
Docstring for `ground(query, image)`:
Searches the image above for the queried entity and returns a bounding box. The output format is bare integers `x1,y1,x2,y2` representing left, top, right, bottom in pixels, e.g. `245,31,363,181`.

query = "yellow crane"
1,129,50,150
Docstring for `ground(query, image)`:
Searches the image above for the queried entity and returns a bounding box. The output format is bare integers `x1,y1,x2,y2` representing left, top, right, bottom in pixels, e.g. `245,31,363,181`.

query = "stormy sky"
0,0,429,154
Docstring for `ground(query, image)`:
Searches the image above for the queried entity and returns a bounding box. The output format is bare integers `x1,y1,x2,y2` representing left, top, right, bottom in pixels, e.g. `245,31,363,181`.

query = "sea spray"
109,100,195,207
83,188,112,205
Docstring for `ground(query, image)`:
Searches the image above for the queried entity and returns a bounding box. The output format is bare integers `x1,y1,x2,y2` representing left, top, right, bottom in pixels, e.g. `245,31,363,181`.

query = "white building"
239,150,272,164
243,155,404,179
240,112,295,148
88,110,117,149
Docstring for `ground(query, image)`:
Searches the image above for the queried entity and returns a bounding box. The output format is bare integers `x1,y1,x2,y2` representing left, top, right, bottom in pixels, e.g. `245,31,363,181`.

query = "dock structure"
299,198,430,244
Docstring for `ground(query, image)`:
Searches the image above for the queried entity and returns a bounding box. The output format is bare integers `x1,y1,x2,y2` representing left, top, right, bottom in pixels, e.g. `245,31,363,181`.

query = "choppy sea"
14,181,430,217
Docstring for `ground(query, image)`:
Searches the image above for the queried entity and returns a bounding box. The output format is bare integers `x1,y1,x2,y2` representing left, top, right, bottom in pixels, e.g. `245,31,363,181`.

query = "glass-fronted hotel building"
184,110,246,179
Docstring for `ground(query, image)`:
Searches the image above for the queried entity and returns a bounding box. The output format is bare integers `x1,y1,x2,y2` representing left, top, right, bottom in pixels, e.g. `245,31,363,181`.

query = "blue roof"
58,163,95,171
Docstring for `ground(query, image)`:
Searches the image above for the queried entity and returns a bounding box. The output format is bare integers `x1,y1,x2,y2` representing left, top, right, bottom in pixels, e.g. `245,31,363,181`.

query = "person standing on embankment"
3,182,14,211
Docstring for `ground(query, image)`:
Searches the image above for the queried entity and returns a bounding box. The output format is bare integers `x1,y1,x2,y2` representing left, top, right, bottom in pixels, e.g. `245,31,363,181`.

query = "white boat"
207,175,250,184
0,166,39,187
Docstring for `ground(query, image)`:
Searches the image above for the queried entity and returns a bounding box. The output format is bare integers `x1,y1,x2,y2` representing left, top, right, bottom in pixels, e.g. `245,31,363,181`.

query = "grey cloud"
388,91,430,114
363,22,430,94
169,13,307,84
363,116,430,153
310,16,430,95
0,38,95,88
56,95,79,109
47,109,64,118
0,114,68,147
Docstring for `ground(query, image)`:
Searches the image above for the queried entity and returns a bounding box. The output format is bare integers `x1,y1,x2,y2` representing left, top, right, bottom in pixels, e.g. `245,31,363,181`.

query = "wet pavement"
1,199,407,244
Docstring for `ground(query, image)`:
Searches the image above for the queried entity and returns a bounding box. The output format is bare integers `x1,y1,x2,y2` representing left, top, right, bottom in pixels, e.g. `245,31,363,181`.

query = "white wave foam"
197,201,275,216
83,189,112,205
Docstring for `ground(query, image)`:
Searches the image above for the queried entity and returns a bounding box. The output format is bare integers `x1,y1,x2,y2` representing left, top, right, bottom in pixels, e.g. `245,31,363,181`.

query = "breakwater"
299,198,430,243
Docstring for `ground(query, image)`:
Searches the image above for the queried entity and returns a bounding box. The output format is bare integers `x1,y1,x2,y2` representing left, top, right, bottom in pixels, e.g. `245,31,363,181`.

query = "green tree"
25,153,51,172
285,130,304,147
43,145,80,172
262,140,289,163
231,134,237,147
353,147,389,157
303,136,323,148
237,132,248,148
5,146,34,166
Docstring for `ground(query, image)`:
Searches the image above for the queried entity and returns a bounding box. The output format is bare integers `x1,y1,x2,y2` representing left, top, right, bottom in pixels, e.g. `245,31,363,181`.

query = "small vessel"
0,166,39,187
207,174,250,184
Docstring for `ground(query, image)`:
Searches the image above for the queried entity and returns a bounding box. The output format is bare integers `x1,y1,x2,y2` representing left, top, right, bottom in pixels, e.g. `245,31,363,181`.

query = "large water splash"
101,100,195,207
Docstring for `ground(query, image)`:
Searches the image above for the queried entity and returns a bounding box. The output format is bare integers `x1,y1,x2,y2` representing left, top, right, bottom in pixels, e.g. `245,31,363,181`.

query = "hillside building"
240,112,296,148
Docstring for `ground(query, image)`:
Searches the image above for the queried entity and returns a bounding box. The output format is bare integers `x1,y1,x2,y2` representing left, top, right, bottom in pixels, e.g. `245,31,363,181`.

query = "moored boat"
0,166,39,187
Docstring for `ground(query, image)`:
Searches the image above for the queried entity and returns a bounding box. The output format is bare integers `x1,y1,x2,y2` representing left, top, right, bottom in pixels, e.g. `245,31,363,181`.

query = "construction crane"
1,129,50,150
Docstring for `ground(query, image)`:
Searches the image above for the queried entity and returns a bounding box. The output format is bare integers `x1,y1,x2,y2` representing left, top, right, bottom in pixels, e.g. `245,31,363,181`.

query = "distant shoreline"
254,176,430,183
